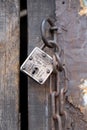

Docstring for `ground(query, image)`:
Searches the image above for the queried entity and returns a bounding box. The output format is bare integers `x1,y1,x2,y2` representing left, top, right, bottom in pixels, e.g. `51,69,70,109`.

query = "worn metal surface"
41,18,58,48
0,0,19,130
56,0,87,129
27,0,55,129
40,18,68,130
48,33,68,130
20,47,53,84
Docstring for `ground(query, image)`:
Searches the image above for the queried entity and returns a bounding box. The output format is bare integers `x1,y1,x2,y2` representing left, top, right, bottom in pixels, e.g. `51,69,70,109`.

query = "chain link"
41,18,69,130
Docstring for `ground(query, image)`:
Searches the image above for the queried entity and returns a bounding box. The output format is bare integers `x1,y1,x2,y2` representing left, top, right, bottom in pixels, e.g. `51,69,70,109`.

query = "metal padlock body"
20,47,53,84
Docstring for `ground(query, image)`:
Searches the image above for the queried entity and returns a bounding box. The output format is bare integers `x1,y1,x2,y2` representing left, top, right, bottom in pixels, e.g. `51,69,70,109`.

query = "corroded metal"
41,18,68,130
41,18,59,50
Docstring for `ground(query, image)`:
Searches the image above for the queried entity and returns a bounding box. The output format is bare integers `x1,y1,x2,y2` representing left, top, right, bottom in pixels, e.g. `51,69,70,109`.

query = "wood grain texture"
27,0,55,130
56,0,87,129
0,1,19,130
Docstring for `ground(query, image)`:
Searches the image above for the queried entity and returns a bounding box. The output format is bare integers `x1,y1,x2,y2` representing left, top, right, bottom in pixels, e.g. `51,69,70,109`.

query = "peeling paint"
83,0,87,6
79,79,87,106
79,0,87,16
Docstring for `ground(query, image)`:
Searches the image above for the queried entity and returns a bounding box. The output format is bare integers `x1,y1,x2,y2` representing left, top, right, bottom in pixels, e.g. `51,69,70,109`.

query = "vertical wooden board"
0,1,19,130
27,0,55,130
55,0,87,129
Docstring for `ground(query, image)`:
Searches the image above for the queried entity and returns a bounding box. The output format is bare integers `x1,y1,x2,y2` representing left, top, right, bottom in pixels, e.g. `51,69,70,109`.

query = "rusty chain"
41,18,68,130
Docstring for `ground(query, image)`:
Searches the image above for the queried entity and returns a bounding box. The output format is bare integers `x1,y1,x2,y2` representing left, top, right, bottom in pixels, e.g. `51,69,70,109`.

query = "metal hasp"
20,47,53,84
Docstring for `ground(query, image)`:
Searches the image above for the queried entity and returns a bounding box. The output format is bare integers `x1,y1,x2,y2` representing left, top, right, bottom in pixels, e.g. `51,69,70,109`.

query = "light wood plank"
0,1,20,130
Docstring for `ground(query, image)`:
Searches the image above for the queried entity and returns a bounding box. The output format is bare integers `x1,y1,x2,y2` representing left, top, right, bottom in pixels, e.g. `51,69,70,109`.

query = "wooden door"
26,0,87,129
27,0,55,130
0,0,20,130
55,0,87,129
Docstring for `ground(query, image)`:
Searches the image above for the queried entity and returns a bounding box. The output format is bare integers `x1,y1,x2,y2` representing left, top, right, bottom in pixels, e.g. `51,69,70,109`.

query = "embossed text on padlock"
20,47,53,84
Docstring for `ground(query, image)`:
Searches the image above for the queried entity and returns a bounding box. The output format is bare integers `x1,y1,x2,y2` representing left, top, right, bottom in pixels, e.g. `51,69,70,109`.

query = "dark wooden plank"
0,1,20,130
56,0,87,129
27,0,55,130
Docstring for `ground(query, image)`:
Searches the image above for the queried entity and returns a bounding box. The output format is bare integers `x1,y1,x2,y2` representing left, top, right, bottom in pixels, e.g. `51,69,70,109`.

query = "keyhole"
62,1,65,4
32,67,38,75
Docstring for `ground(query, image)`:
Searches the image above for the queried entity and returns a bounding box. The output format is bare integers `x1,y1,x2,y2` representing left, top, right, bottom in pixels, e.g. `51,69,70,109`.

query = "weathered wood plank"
56,0,87,129
0,1,19,130
27,0,55,130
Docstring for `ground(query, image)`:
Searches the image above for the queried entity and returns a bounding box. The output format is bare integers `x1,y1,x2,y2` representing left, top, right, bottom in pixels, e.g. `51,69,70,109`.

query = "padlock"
20,47,53,84
20,18,58,84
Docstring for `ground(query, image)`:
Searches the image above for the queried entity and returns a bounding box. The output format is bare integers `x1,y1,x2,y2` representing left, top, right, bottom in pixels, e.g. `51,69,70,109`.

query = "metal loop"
55,52,63,72
53,114,62,130
63,66,69,93
59,88,67,119
51,91,63,130
59,88,64,115
41,18,58,48
51,92,56,116
52,55,57,74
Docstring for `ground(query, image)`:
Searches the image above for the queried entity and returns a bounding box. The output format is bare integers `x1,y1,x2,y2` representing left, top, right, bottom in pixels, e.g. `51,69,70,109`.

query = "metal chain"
41,18,69,130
